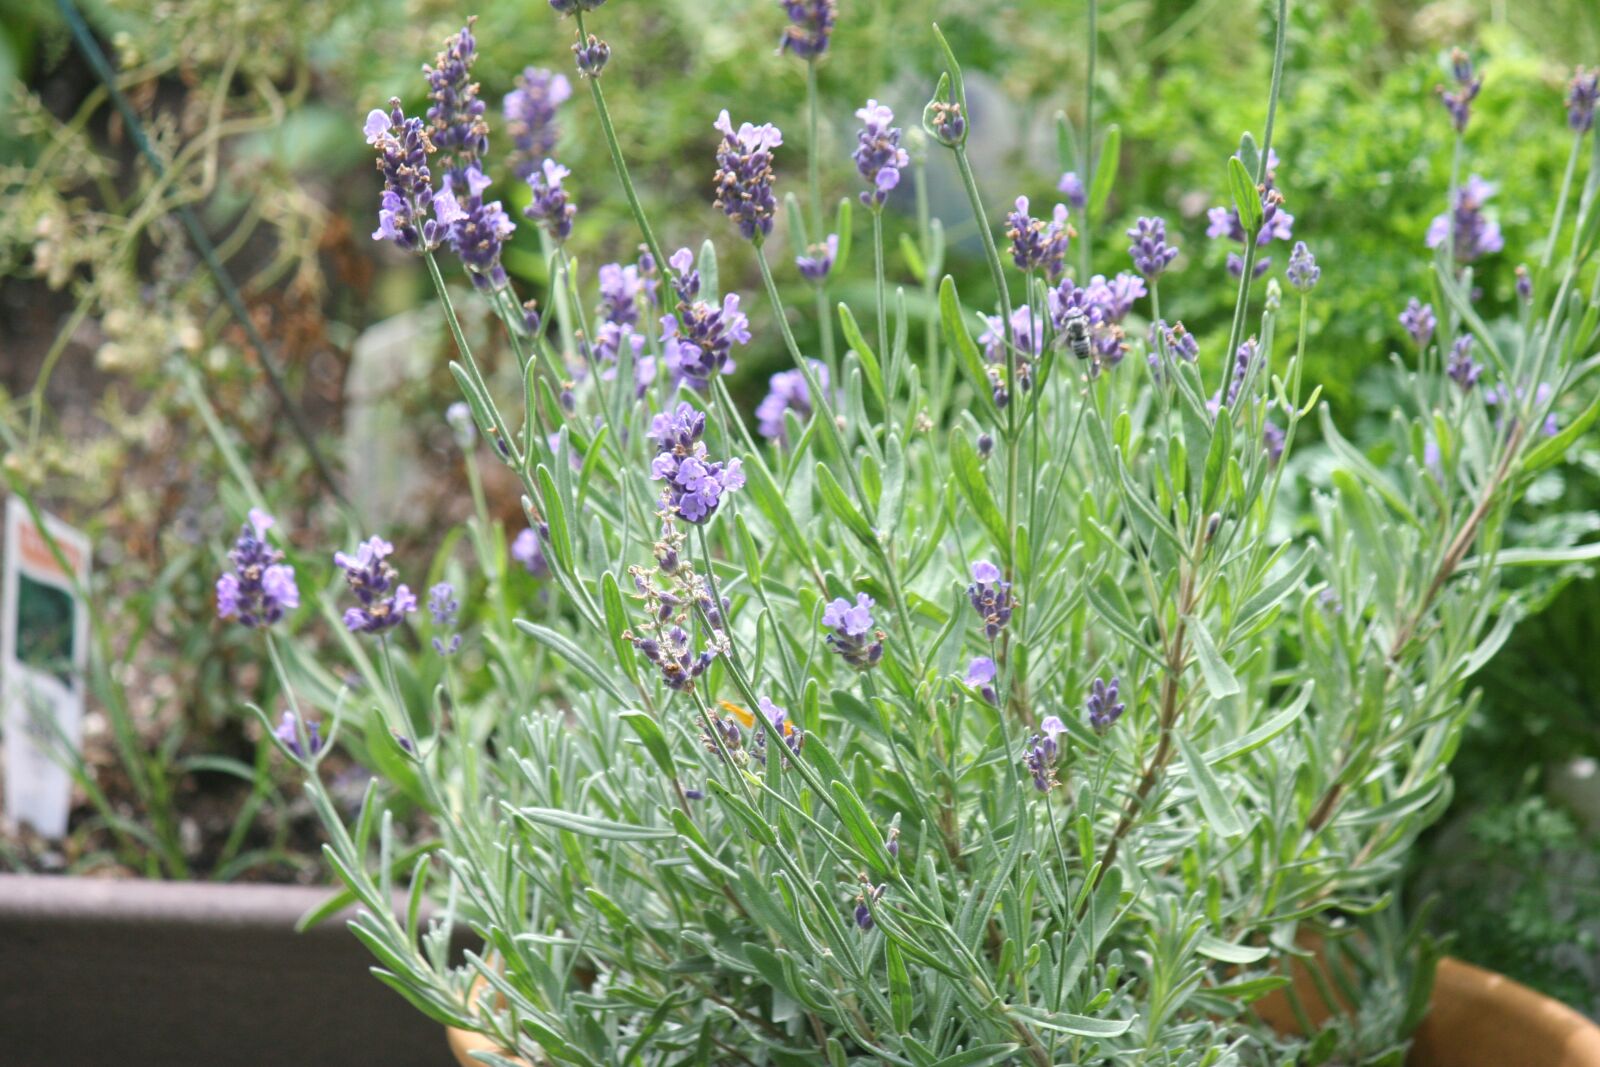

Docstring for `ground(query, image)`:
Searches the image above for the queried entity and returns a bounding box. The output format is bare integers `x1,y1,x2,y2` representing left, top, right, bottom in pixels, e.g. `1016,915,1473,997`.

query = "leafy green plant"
201,1,1600,1063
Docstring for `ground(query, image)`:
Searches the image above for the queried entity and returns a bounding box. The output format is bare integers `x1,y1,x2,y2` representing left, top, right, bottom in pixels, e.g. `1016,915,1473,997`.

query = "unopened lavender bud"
1515,265,1532,303
573,34,610,78
977,432,994,458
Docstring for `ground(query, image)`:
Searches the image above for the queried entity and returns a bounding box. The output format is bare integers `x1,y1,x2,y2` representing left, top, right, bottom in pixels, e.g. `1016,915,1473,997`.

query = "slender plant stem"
574,13,670,278
872,207,890,378
1080,0,1097,280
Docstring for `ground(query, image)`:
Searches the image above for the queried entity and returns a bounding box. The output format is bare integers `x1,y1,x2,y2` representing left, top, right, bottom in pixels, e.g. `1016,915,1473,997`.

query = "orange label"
19,519,83,581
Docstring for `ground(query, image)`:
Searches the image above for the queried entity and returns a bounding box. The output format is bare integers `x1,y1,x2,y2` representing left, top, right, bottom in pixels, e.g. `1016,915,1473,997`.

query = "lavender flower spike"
429,582,462,656
669,248,702,303
1437,47,1483,134
779,0,836,60
1057,171,1087,210
853,101,910,209
366,100,438,253
1400,298,1437,348
648,402,745,523
435,166,515,291
334,536,418,635
503,68,571,180
1126,216,1178,279
796,234,839,282
1569,68,1600,134
1426,175,1503,264
712,111,783,241
1024,716,1066,792
274,711,324,759
965,656,998,705
424,21,488,174
524,159,576,242
573,34,611,78
1005,196,1072,282
1085,676,1125,732
512,525,551,578
756,360,830,441
1446,336,1483,391
216,508,299,628
823,593,884,670
1285,241,1320,292
662,293,752,391
967,560,1014,640
549,0,608,13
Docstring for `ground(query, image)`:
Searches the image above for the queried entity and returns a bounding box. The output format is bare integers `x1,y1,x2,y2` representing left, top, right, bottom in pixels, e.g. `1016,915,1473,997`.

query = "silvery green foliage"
251,5,1600,1065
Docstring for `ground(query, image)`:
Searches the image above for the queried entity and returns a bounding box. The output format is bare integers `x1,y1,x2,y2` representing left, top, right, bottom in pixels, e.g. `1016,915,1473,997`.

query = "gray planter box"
0,874,456,1066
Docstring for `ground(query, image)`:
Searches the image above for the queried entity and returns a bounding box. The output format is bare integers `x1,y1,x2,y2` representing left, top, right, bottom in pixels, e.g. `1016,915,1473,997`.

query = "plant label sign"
1,498,91,839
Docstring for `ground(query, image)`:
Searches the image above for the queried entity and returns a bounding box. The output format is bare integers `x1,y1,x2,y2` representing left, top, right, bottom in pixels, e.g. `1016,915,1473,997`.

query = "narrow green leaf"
1196,935,1269,964
816,462,877,547
509,805,673,841
1088,124,1120,219
514,620,628,705
1184,614,1240,698
1228,154,1262,233
620,711,676,780
838,302,887,412
1175,730,1244,837
939,275,999,423
951,432,1009,561
830,781,893,877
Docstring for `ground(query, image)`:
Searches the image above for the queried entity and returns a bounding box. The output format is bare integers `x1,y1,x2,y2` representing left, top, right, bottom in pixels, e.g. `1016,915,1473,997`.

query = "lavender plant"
231,3,1600,1063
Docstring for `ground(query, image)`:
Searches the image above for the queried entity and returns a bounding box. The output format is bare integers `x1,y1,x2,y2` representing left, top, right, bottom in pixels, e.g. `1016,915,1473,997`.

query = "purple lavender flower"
1057,171,1087,210
573,34,611,78
524,159,576,242
1206,149,1293,277
216,508,299,628
1005,196,1072,281
822,593,884,670
634,625,716,692
1127,216,1179,278
425,21,488,174
1024,716,1066,792
978,306,1041,406
1484,382,1560,437
853,101,910,209
1085,676,1124,732
274,711,323,759
1264,421,1286,467
503,68,571,180
549,0,608,12
712,111,783,242
779,0,836,60
965,656,998,704
1400,298,1437,348
365,101,438,253
1147,320,1199,374
1286,241,1320,292
512,526,550,578
592,320,651,396
1084,272,1146,324
648,402,745,523
756,360,829,440
435,166,514,291
668,247,701,303
1446,336,1483,391
755,696,804,759
334,536,418,635
853,883,885,930
429,582,462,655
977,432,994,458
1515,265,1532,304
967,561,1013,640
598,262,647,325
1426,175,1504,264
1211,338,1259,414
1569,68,1599,133
796,234,839,282
928,101,966,146
661,294,751,391
1437,48,1483,134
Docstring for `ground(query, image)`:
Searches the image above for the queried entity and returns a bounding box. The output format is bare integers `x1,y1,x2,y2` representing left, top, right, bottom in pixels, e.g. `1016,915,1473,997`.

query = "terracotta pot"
1410,958,1600,1067
447,975,527,1066
445,957,1600,1067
